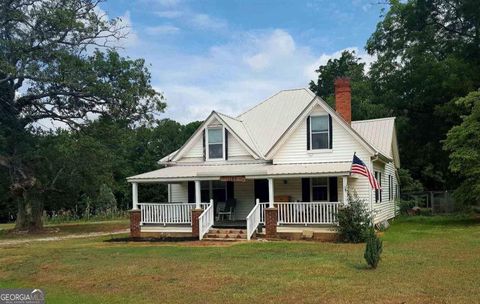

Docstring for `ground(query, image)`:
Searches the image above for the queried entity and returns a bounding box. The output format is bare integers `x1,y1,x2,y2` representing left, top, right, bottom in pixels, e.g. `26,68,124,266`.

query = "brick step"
202,237,247,242
206,233,247,239
210,228,245,234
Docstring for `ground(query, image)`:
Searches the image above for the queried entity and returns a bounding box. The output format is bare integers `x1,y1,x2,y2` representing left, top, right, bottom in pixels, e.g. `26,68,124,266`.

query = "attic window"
207,127,224,159
310,115,329,149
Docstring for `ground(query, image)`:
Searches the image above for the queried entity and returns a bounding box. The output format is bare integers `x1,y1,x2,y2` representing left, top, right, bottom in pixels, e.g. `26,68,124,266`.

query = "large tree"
309,50,389,121
0,0,165,230
366,0,480,190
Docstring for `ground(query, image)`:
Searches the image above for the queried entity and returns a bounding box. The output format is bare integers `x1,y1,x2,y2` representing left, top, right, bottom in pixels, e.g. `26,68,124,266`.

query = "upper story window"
310,115,329,149
207,127,224,159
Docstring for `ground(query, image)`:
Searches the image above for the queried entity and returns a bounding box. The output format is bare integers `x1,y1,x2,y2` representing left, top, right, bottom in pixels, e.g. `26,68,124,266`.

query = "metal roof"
127,161,351,182
351,117,396,159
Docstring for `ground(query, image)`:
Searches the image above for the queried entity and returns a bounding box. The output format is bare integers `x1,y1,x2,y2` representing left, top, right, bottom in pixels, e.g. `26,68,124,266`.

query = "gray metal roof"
351,117,396,159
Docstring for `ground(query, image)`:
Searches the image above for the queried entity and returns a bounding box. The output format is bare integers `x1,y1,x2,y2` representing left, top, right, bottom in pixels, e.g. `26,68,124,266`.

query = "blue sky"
99,0,387,123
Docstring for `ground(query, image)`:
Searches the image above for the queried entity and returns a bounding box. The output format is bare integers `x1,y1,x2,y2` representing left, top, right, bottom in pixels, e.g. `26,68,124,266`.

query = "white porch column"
194,180,201,209
342,176,348,204
268,178,274,208
132,182,139,210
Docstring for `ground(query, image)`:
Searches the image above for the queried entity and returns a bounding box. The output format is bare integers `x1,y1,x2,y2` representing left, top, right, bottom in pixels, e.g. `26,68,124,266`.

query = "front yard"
1,215,479,303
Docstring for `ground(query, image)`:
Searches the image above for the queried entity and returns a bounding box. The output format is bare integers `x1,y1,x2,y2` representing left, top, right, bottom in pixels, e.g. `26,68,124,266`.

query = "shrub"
336,193,373,243
397,199,416,215
364,233,383,269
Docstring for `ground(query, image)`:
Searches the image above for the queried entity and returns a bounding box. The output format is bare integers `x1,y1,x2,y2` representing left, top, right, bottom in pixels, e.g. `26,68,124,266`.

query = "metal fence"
401,190,457,213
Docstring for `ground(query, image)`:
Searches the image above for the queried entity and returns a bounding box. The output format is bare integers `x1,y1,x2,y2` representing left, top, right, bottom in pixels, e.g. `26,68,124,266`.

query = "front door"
254,179,269,203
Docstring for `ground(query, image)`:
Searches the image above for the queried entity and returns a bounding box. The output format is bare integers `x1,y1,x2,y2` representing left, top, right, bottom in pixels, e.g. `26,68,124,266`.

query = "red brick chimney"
334,77,351,124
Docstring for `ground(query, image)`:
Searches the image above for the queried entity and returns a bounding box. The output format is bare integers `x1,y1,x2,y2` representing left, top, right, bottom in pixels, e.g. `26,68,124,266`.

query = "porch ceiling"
127,162,352,183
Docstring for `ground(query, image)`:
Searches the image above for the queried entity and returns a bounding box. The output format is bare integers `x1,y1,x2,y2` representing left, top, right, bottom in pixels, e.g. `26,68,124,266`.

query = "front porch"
129,174,351,240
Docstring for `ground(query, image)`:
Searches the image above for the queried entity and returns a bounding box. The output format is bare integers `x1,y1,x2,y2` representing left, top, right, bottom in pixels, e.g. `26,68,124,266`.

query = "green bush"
364,233,383,269
397,199,416,215
336,193,373,243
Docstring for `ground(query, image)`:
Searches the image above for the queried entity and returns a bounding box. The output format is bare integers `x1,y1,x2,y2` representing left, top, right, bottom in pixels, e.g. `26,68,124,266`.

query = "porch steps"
203,228,248,241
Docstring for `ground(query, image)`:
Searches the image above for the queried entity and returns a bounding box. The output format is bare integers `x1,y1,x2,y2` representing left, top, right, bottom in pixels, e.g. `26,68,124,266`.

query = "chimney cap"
334,77,351,91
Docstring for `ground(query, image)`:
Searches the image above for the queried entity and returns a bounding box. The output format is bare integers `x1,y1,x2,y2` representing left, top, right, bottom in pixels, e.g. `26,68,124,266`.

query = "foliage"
309,50,389,120
336,193,373,243
443,90,480,206
0,0,165,230
365,0,480,191
364,233,383,269
397,199,417,215
398,168,423,193
95,184,117,214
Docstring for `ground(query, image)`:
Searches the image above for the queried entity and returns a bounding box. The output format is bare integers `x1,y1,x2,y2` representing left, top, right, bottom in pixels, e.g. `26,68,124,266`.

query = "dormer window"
310,115,329,149
207,127,224,159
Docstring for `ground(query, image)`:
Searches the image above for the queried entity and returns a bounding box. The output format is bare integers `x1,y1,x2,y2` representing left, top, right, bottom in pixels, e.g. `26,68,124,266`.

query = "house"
127,78,400,240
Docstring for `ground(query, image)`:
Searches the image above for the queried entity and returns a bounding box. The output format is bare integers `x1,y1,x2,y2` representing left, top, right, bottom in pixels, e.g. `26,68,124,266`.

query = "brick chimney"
334,77,351,124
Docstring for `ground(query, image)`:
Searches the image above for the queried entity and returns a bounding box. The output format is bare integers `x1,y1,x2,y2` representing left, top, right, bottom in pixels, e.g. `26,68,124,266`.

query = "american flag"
351,154,381,189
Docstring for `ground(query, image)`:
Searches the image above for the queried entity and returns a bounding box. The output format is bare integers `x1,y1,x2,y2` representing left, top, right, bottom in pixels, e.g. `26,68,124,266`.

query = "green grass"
1,215,479,303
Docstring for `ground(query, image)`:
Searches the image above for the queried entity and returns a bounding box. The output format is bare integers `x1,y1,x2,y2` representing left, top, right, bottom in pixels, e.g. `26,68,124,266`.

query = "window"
310,115,329,149
200,181,226,202
207,127,223,159
388,175,393,200
311,177,329,201
375,171,382,203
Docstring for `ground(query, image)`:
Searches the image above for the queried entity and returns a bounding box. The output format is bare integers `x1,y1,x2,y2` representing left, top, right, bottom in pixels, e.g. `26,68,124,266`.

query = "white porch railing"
139,202,209,225
276,202,341,225
259,203,268,224
198,201,214,240
246,200,261,240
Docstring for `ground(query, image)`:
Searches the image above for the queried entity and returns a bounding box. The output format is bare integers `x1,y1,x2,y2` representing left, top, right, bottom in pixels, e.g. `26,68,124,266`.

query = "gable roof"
163,88,397,163
351,117,396,159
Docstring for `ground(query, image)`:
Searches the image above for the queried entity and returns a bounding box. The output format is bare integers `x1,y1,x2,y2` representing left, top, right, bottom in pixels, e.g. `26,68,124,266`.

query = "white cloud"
145,25,180,35
116,11,139,48
155,10,183,18
189,13,227,31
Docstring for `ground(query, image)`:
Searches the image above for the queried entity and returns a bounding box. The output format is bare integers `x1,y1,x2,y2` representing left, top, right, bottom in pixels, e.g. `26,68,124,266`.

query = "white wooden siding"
169,182,188,203
372,161,397,223
228,131,255,161
273,105,372,165
233,180,255,220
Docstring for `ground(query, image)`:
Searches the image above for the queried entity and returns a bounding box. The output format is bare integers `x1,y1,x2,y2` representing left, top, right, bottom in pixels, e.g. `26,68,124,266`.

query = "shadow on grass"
395,214,480,227
105,236,197,243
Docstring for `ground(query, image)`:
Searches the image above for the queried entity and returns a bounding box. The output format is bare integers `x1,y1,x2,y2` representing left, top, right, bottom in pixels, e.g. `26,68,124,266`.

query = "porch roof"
127,162,352,183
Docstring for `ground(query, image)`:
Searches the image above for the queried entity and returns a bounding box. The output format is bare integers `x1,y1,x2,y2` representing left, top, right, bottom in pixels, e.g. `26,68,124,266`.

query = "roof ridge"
216,111,242,122
352,116,396,123
237,88,309,118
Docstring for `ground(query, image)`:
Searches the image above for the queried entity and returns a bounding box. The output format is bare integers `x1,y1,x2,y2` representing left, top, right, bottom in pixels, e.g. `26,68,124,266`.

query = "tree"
96,184,117,214
443,90,480,206
0,0,165,231
366,0,480,190
309,50,389,121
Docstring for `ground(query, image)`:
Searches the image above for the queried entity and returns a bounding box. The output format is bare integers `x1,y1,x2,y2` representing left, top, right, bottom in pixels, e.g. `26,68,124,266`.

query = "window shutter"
187,181,195,203
224,128,228,160
226,181,234,200
328,114,333,149
301,178,311,202
202,129,206,161
329,177,338,202
306,116,311,150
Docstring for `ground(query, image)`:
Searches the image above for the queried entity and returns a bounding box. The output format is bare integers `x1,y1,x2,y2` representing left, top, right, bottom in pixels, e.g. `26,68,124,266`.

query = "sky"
99,0,388,123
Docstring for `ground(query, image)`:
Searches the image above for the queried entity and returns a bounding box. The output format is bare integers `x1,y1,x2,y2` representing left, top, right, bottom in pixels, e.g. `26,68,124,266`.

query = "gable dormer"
172,112,259,164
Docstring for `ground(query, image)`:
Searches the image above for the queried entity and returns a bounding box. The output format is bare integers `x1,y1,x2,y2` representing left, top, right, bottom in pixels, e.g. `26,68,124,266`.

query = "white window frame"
206,126,225,161
309,115,330,150
310,177,330,202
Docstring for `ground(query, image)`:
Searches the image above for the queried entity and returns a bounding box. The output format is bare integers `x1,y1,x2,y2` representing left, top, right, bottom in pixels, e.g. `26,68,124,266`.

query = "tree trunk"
14,190,44,231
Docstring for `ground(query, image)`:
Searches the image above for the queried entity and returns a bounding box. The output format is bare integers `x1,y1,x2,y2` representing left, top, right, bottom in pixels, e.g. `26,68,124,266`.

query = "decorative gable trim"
265,96,386,160
171,111,260,162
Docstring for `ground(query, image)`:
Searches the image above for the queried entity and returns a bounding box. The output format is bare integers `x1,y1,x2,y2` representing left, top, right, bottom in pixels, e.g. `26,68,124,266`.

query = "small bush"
397,199,416,215
336,193,373,243
364,233,383,269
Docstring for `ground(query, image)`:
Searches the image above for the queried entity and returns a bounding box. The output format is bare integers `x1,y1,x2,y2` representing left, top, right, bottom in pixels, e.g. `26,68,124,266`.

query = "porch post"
342,176,348,204
132,182,139,210
194,180,201,209
268,178,274,208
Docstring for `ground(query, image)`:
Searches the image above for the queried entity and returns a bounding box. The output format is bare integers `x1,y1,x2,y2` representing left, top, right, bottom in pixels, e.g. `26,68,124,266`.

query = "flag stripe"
350,154,381,190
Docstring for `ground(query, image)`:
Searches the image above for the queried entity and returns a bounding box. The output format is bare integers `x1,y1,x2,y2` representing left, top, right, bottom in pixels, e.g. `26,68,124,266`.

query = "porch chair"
217,198,237,221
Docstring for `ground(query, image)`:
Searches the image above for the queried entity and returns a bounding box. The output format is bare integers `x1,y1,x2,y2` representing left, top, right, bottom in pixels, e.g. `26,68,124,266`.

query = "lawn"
0,215,479,304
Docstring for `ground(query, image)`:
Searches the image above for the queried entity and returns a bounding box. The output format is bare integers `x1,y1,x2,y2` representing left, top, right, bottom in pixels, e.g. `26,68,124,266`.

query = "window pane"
312,177,328,186
209,143,223,159
311,116,328,132
208,128,222,143
212,188,226,202
312,186,328,201
312,133,328,149
201,189,210,202
201,181,209,190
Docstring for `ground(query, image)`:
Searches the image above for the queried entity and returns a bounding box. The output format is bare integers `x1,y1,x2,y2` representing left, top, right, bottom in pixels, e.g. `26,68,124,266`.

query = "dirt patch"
105,236,197,243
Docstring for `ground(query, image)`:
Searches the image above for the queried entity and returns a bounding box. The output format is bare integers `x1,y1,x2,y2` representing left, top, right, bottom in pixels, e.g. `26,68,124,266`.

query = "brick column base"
129,209,141,238
265,207,278,239
191,208,203,238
